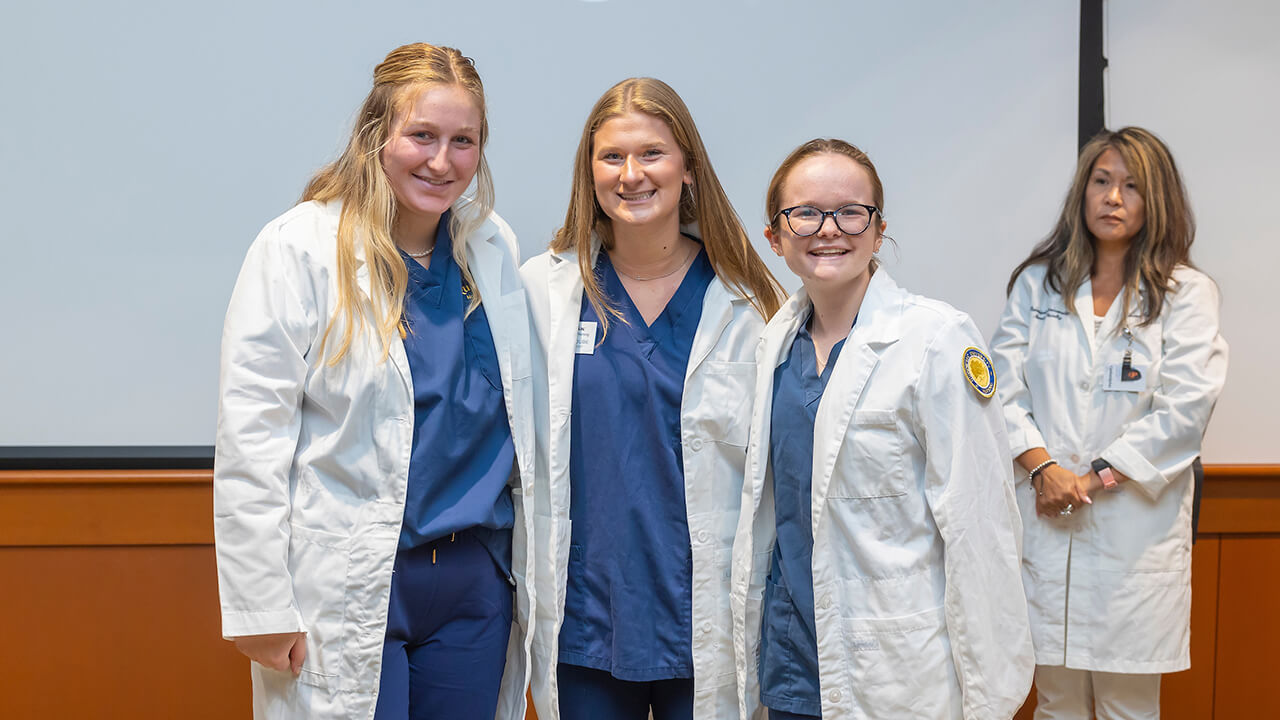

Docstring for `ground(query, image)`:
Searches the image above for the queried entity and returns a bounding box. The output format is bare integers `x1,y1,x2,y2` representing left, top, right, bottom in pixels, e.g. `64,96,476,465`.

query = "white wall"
1107,0,1279,461
0,0,1077,447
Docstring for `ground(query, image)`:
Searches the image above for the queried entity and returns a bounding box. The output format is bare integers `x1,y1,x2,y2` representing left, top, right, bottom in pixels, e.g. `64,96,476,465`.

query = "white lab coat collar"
754,270,906,532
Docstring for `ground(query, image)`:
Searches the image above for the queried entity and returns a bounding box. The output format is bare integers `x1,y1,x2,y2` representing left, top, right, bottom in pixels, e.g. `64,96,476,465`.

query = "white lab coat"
214,200,536,720
989,263,1228,673
731,271,1034,720
520,236,764,719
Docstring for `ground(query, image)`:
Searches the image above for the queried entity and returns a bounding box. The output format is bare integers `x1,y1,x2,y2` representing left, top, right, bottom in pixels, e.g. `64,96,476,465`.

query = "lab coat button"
1079,381,1090,391
689,438,703,451
830,690,842,702
697,530,710,543
1070,454,1080,464
701,621,713,634
818,595,832,610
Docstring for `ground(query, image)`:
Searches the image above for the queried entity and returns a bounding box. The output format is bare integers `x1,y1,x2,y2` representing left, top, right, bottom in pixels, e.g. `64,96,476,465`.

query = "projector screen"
1106,0,1278,462
0,0,1079,451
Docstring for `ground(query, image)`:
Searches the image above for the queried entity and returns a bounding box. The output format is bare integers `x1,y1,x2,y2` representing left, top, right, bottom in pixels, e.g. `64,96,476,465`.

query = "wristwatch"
1092,458,1117,490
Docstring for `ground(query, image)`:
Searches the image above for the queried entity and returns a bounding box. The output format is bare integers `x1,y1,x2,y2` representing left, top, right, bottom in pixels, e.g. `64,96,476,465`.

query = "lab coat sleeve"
1102,270,1228,500
213,223,318,639
989,270,1048,461
916,316,1035,719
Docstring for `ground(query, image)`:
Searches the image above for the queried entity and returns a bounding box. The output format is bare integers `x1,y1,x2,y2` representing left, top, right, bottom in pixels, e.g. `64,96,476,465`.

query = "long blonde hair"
1007,126,1196,325
302,43,495,365
550,77,783,335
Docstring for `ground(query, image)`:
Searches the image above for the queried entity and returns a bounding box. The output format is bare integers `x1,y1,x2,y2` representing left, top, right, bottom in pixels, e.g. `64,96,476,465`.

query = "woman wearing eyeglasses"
730,138,1033,720
990,127,1227,719
521,77,784,720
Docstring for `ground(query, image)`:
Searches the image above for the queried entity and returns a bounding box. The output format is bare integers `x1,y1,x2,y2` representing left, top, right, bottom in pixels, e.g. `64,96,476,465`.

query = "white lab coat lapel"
465,217,534,470
747,291,809,514
810,271,903,535
545,245,588,512
1073,275,1097,355
353,235,413,398
685,279,735,382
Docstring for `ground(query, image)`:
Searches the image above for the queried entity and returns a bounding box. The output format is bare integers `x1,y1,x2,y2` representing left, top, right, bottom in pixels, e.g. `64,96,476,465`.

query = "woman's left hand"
1034,465,1094,518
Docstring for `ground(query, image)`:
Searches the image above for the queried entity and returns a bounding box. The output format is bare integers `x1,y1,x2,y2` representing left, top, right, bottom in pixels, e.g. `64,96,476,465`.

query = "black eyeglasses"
773,203,879,237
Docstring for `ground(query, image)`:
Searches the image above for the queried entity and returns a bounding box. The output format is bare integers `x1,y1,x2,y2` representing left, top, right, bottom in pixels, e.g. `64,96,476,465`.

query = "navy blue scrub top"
398,212,515,576
559,244,714,681
760,314,848,717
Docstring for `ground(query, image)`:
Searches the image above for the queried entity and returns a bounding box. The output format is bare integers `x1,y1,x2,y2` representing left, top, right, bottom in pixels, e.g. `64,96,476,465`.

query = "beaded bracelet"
1028,459,1057,494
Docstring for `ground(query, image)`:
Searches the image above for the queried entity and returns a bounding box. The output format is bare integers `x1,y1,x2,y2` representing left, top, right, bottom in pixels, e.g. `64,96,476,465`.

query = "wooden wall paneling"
1199,465,1280,534
0,545,247,719
0,470,212,546
1213,536,1280,719
1160,535,1220,720
0,465,1273,720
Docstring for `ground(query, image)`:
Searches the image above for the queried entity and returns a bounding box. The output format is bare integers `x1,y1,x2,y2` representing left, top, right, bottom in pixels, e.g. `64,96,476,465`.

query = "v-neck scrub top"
559,246,714,681
761,316,847,716
399,212,515,573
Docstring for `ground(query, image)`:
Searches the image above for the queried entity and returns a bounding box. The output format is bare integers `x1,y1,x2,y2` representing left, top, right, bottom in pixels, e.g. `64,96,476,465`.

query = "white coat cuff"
221,607,305,639
1102,439,1167,500
1007,426,1046,461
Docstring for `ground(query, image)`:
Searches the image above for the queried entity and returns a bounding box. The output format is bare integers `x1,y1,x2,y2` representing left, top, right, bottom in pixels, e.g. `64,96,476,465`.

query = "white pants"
1033,665,1161,720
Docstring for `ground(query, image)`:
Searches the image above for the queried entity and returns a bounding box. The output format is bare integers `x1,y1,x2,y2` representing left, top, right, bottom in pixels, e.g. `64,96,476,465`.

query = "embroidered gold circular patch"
962,347,996,398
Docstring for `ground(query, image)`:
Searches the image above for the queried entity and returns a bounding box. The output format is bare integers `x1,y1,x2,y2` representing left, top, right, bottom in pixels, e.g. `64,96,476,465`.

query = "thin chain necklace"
404,245,435,258
612,244,697,282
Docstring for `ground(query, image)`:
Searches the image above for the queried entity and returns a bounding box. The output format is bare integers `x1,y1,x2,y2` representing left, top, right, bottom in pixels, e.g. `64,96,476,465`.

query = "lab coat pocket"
842,606,956,717
286,523,352,689
698,360,754,447
829,409,907,499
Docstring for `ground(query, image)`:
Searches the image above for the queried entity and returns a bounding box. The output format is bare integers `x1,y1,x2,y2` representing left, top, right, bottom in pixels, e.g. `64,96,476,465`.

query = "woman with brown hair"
990,127,1228,718
214,43,535,720
730,138,1032,720
521,77,783,720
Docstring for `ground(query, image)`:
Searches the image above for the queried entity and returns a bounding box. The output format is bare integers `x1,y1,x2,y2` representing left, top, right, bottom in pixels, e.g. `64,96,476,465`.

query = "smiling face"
1084,147,1147,249
766,153,884,291
380,83,482,241
591,111,692,234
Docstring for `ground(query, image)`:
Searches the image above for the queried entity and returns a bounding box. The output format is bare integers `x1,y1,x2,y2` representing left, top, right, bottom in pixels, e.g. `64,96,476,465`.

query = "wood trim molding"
0,469,213,547
1,465,1276,547
1200,464,1280,534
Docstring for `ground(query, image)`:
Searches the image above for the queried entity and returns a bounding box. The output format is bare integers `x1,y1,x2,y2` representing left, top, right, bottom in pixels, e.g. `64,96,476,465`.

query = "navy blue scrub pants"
373,530,512,720
556,664,693,720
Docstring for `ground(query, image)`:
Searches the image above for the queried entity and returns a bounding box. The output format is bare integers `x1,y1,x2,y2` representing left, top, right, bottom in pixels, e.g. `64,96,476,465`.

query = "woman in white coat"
521,77,784,720
731,138,1034,720
214,44,535,720
990,127,1228,719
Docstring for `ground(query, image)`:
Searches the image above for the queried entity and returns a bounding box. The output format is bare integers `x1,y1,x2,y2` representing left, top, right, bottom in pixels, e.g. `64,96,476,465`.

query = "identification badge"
575,321,598,354
1103,362,1146,392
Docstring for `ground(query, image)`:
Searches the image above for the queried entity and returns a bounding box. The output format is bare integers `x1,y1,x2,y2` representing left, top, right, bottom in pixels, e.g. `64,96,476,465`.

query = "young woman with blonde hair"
521,77,783,720
214,43,535,720
731,138,1033,720
991,127,1228,719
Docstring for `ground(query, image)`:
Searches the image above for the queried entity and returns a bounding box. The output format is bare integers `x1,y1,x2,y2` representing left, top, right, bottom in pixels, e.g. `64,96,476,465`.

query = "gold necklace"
612,245,697,282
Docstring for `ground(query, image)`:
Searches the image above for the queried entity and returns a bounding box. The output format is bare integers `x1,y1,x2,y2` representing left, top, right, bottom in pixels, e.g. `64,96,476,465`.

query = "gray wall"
2,1,1084,449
